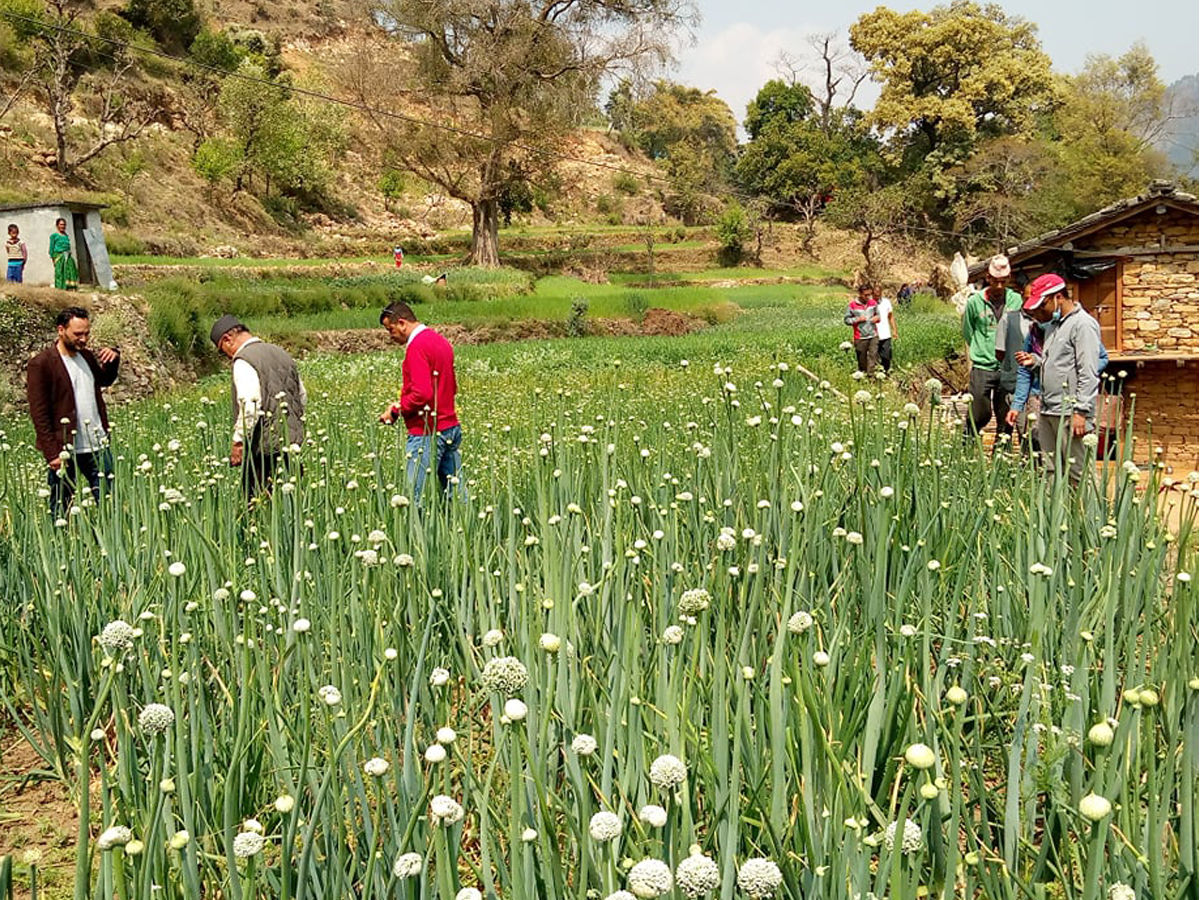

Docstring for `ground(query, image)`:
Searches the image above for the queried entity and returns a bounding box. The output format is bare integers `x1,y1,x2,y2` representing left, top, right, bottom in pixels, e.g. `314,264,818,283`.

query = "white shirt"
876,297,894,340
231,338,308,444
60,350,105,452
405,323,427,348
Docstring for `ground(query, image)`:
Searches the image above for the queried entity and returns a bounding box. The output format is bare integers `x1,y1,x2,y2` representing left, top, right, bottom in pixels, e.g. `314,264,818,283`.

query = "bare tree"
343,0,695,267
26,0,168,176
773,31,867,133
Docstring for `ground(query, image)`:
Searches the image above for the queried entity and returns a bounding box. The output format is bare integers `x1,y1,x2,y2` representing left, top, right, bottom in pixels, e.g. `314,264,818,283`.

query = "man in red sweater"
378,301,463,501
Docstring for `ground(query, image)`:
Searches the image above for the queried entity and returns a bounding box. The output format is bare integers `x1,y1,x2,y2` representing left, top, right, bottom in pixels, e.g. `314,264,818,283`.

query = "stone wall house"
0,200,117,289
968,181,1198,471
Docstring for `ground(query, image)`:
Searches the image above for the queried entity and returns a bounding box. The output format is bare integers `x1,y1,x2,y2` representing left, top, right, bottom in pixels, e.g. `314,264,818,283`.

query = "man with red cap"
961,254,1022,445
1009,273,1102,484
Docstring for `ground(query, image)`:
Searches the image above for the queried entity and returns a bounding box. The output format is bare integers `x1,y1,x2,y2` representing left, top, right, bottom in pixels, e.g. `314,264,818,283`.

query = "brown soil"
0,732,77,897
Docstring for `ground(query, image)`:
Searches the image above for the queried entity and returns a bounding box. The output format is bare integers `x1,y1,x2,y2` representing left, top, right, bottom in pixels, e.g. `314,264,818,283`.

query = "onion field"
0,348,1195,900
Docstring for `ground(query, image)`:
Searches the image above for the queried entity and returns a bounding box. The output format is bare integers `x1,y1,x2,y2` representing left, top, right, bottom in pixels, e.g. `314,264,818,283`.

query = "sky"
675,0,1200,124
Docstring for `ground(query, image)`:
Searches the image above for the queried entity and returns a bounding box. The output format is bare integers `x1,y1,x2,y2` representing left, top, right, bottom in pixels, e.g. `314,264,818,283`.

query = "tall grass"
0,355,1194,900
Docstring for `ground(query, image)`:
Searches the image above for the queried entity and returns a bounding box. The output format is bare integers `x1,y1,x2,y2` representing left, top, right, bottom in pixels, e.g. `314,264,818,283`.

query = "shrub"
715,202,753,267
189,28,242,72
192,139,239,192
566,298,589,337
121,0,202,51
612,172,640,196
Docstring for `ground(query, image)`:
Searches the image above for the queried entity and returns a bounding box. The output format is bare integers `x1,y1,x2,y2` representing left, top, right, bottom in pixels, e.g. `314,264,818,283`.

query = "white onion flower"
482,628,505,647
539,632,562,653
589,811,622,841
364,757,389,777
481,656,528,694
425,744,447,763
275,795,295,813
736,857,783,898
504,698,528,721
883,818,923,853
168,561,186,577
572,733,598,756
627,858,673,898
649,754,687,788
138,703,175,736
1087,722,1115,747
97,826,133,850
393,852,423,878
232,831,264,858
677,588,712,616
430,667,451,687
1107,883,1136,900
98,620,136,655
639,804,668,828
430,794,465,826
436,726,457,744
662,625,684,644
317,685,342,706
786,611,813,634
456,890,483,900
675,851,720,898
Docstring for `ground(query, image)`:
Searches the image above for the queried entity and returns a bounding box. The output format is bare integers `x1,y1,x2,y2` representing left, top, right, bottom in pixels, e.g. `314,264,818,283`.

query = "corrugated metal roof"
0,199,109,213
967,181,1198,277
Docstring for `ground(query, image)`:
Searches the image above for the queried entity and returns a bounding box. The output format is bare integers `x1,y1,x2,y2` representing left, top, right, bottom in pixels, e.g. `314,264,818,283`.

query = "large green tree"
737,80,879,252
347,1,694,266
626,81,737,224
850,1,1056,157
1053,43,1175,210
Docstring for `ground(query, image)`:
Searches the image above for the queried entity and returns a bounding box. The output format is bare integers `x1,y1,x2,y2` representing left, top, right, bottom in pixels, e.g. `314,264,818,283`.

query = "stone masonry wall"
1120,359,1199,470
1075,207,1199,353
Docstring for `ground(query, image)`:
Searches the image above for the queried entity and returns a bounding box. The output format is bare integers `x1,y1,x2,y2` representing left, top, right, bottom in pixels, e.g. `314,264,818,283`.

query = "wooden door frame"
1114,261,1124,352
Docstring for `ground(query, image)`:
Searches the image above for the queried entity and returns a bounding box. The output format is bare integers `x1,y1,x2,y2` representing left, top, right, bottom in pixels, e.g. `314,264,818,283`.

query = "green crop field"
0,334,1194,900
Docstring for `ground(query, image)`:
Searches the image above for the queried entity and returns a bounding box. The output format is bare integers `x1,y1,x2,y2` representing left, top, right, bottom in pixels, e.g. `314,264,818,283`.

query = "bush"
715,202,753,267
122,0,201,51
189,28,242,72
192,139,239,192
612,172,640,196
566,298,589,337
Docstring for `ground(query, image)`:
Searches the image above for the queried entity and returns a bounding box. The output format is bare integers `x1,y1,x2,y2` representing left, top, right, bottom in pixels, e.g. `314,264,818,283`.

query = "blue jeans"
48,449,113,516
406,425,463,502
6,261,23,283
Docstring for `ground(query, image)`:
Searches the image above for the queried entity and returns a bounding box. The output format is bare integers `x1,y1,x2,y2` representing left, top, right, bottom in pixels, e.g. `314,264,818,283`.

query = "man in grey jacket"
211,314,307,500
1019,281,1101,485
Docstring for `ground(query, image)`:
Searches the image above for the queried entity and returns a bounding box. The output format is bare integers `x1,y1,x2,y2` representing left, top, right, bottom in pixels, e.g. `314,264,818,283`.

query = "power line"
0,8,676,187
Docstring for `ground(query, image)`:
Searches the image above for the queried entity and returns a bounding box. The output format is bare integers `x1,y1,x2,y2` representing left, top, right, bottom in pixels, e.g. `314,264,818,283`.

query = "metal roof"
968,181,1199,278
0,199,109,213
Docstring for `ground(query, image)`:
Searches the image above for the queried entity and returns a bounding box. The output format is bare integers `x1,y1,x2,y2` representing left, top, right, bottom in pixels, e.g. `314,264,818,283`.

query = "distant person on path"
378,301,463,502
874,287,899,374
844,284,880,374
896,283,913,306
6,224,27,283
26,306,120,515
961,255,1022,444
1005,274,1106,477
210,315,307,501
49,218,78,291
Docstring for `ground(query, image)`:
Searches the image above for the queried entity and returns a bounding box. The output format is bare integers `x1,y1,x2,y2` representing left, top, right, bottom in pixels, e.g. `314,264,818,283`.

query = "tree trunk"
469,199,501,268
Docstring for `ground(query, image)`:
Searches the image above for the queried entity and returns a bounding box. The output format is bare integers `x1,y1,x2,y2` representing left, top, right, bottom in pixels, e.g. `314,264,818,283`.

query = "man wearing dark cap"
210,315,307,499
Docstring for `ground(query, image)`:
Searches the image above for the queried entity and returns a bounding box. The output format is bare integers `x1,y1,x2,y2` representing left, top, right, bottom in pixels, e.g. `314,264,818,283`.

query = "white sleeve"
232,359,261,443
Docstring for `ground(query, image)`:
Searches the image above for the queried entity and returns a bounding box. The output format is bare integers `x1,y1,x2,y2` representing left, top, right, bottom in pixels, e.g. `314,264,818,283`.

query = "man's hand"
96,347,119,365
379,404,399,425
230,442,244,467
48,457,62,471
1015,351,1034,367
1071,413,1088,437
1005,410,1019,427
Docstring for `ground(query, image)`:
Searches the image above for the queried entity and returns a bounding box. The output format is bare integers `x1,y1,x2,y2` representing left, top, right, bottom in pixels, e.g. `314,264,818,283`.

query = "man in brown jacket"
26,306,120,515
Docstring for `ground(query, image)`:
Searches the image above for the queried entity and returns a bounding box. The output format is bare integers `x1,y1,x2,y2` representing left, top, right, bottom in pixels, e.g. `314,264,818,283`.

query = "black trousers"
243,451,286,500
878,338,893,373
964,368,1013,442
48,449,112,516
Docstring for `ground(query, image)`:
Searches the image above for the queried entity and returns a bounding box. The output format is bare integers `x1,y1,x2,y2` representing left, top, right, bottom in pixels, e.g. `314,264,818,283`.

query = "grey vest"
232,341,305,454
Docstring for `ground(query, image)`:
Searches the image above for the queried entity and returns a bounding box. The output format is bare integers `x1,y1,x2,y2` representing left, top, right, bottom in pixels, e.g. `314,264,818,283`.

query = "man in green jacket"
962,255,1022,445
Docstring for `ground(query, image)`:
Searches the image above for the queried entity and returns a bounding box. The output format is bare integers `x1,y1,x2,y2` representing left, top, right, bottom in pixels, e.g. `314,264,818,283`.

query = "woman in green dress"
49,218,78,291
